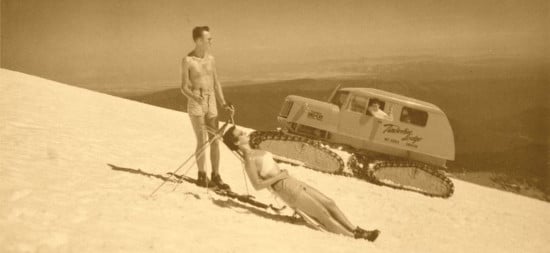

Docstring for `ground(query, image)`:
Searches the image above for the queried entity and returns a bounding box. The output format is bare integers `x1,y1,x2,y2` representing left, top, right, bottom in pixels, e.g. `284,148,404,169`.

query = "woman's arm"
271,154,305,166
244,158,289,190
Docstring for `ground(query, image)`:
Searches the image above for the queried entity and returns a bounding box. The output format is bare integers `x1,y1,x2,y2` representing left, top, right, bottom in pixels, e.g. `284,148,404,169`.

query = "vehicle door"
366,98,401,145
338,94,375,139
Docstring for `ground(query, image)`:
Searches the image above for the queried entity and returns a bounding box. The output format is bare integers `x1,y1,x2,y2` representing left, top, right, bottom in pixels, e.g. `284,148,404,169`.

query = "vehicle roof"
340,88,443,113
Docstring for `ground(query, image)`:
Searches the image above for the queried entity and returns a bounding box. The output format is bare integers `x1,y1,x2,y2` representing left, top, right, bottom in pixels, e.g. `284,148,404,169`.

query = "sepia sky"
1,0,548,90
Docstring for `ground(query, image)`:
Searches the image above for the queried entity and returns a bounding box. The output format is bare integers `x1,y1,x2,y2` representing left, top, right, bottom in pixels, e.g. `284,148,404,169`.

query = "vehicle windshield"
330,91,349,109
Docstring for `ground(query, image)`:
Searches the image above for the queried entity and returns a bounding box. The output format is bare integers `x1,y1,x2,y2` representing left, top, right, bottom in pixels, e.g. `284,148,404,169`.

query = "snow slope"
1,68,548,253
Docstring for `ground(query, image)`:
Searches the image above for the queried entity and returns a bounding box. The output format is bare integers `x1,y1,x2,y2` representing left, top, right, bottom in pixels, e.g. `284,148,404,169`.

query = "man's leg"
189,115,208,174
205,116,220,174
205,116,230,189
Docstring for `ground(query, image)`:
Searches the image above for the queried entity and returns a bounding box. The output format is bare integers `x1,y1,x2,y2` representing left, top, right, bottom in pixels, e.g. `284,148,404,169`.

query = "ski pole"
204,124,253,196
149,130,220,197
149,121,231,197
170,125,229,192
169,139,213,192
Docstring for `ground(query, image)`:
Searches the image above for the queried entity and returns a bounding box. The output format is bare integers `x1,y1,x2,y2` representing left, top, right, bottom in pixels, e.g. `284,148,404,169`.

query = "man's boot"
211,172,230,190
196,171,214,188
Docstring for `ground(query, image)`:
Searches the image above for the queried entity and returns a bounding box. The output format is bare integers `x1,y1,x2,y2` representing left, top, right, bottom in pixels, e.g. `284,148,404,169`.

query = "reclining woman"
222,126,380,241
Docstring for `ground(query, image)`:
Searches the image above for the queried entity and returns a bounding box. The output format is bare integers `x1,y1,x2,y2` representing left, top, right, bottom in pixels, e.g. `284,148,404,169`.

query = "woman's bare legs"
294,190,354,237
304,185,357,232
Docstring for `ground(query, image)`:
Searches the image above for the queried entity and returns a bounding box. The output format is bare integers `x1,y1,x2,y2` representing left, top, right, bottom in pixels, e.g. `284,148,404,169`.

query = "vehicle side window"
349,96,368,113
330,91,349,109
400,107,428,127
366,98,386,116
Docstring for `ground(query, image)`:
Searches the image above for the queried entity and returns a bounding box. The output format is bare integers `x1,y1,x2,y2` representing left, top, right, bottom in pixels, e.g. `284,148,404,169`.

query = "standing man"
181,26,232,189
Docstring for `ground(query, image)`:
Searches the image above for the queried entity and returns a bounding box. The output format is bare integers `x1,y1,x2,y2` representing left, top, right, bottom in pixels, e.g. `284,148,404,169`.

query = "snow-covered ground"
1,68,549,253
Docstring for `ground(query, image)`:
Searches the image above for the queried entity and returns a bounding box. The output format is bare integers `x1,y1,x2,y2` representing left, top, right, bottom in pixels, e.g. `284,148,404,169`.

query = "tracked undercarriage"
249,130,454,198
249,130,345,174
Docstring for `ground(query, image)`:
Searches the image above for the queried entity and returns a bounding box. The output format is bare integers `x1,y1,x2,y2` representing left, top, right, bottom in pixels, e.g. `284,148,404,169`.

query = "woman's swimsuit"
258,153,282,178
253,151,356,236
256,152,308,208
271,176,309,208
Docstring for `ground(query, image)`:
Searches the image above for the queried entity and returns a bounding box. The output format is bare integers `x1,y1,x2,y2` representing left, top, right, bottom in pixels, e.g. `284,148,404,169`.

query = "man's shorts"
187,89,218,118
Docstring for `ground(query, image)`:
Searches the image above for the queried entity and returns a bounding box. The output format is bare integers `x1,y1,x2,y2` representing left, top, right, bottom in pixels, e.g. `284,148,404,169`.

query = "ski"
167,172,287,212
109,164,374,236
109,164,288,212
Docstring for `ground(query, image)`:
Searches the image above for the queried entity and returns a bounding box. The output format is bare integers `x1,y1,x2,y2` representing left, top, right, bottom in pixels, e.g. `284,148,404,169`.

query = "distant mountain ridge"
98,55,549,94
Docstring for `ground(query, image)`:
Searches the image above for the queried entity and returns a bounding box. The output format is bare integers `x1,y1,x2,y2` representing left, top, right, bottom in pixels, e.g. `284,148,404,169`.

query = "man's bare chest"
188,58,214,75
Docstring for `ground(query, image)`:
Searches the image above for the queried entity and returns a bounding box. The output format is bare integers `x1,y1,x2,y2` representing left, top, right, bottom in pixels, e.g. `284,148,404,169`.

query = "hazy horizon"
1,0,548,91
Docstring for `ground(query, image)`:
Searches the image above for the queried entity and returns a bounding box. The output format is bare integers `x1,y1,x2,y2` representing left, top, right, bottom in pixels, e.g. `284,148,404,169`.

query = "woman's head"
369,102,380,111
223,126,249,151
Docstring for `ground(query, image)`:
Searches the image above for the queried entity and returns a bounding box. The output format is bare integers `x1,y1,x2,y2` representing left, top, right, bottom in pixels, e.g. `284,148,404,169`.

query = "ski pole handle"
225,102,235,124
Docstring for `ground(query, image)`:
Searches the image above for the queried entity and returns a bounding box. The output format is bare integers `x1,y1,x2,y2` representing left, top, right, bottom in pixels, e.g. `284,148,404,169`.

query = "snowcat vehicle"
249,86,455,198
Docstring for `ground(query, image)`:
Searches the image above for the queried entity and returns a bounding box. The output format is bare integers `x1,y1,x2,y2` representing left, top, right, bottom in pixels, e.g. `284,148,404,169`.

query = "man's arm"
211,57,228,107
180,58,201,102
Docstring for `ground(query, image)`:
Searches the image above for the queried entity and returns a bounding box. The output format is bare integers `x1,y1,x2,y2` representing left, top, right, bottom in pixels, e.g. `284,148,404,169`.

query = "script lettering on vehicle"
382,124,423,148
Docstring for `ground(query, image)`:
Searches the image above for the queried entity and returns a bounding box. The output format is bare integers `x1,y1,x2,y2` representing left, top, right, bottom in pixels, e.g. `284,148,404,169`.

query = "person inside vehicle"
367,101,393,121
400,108,412,123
